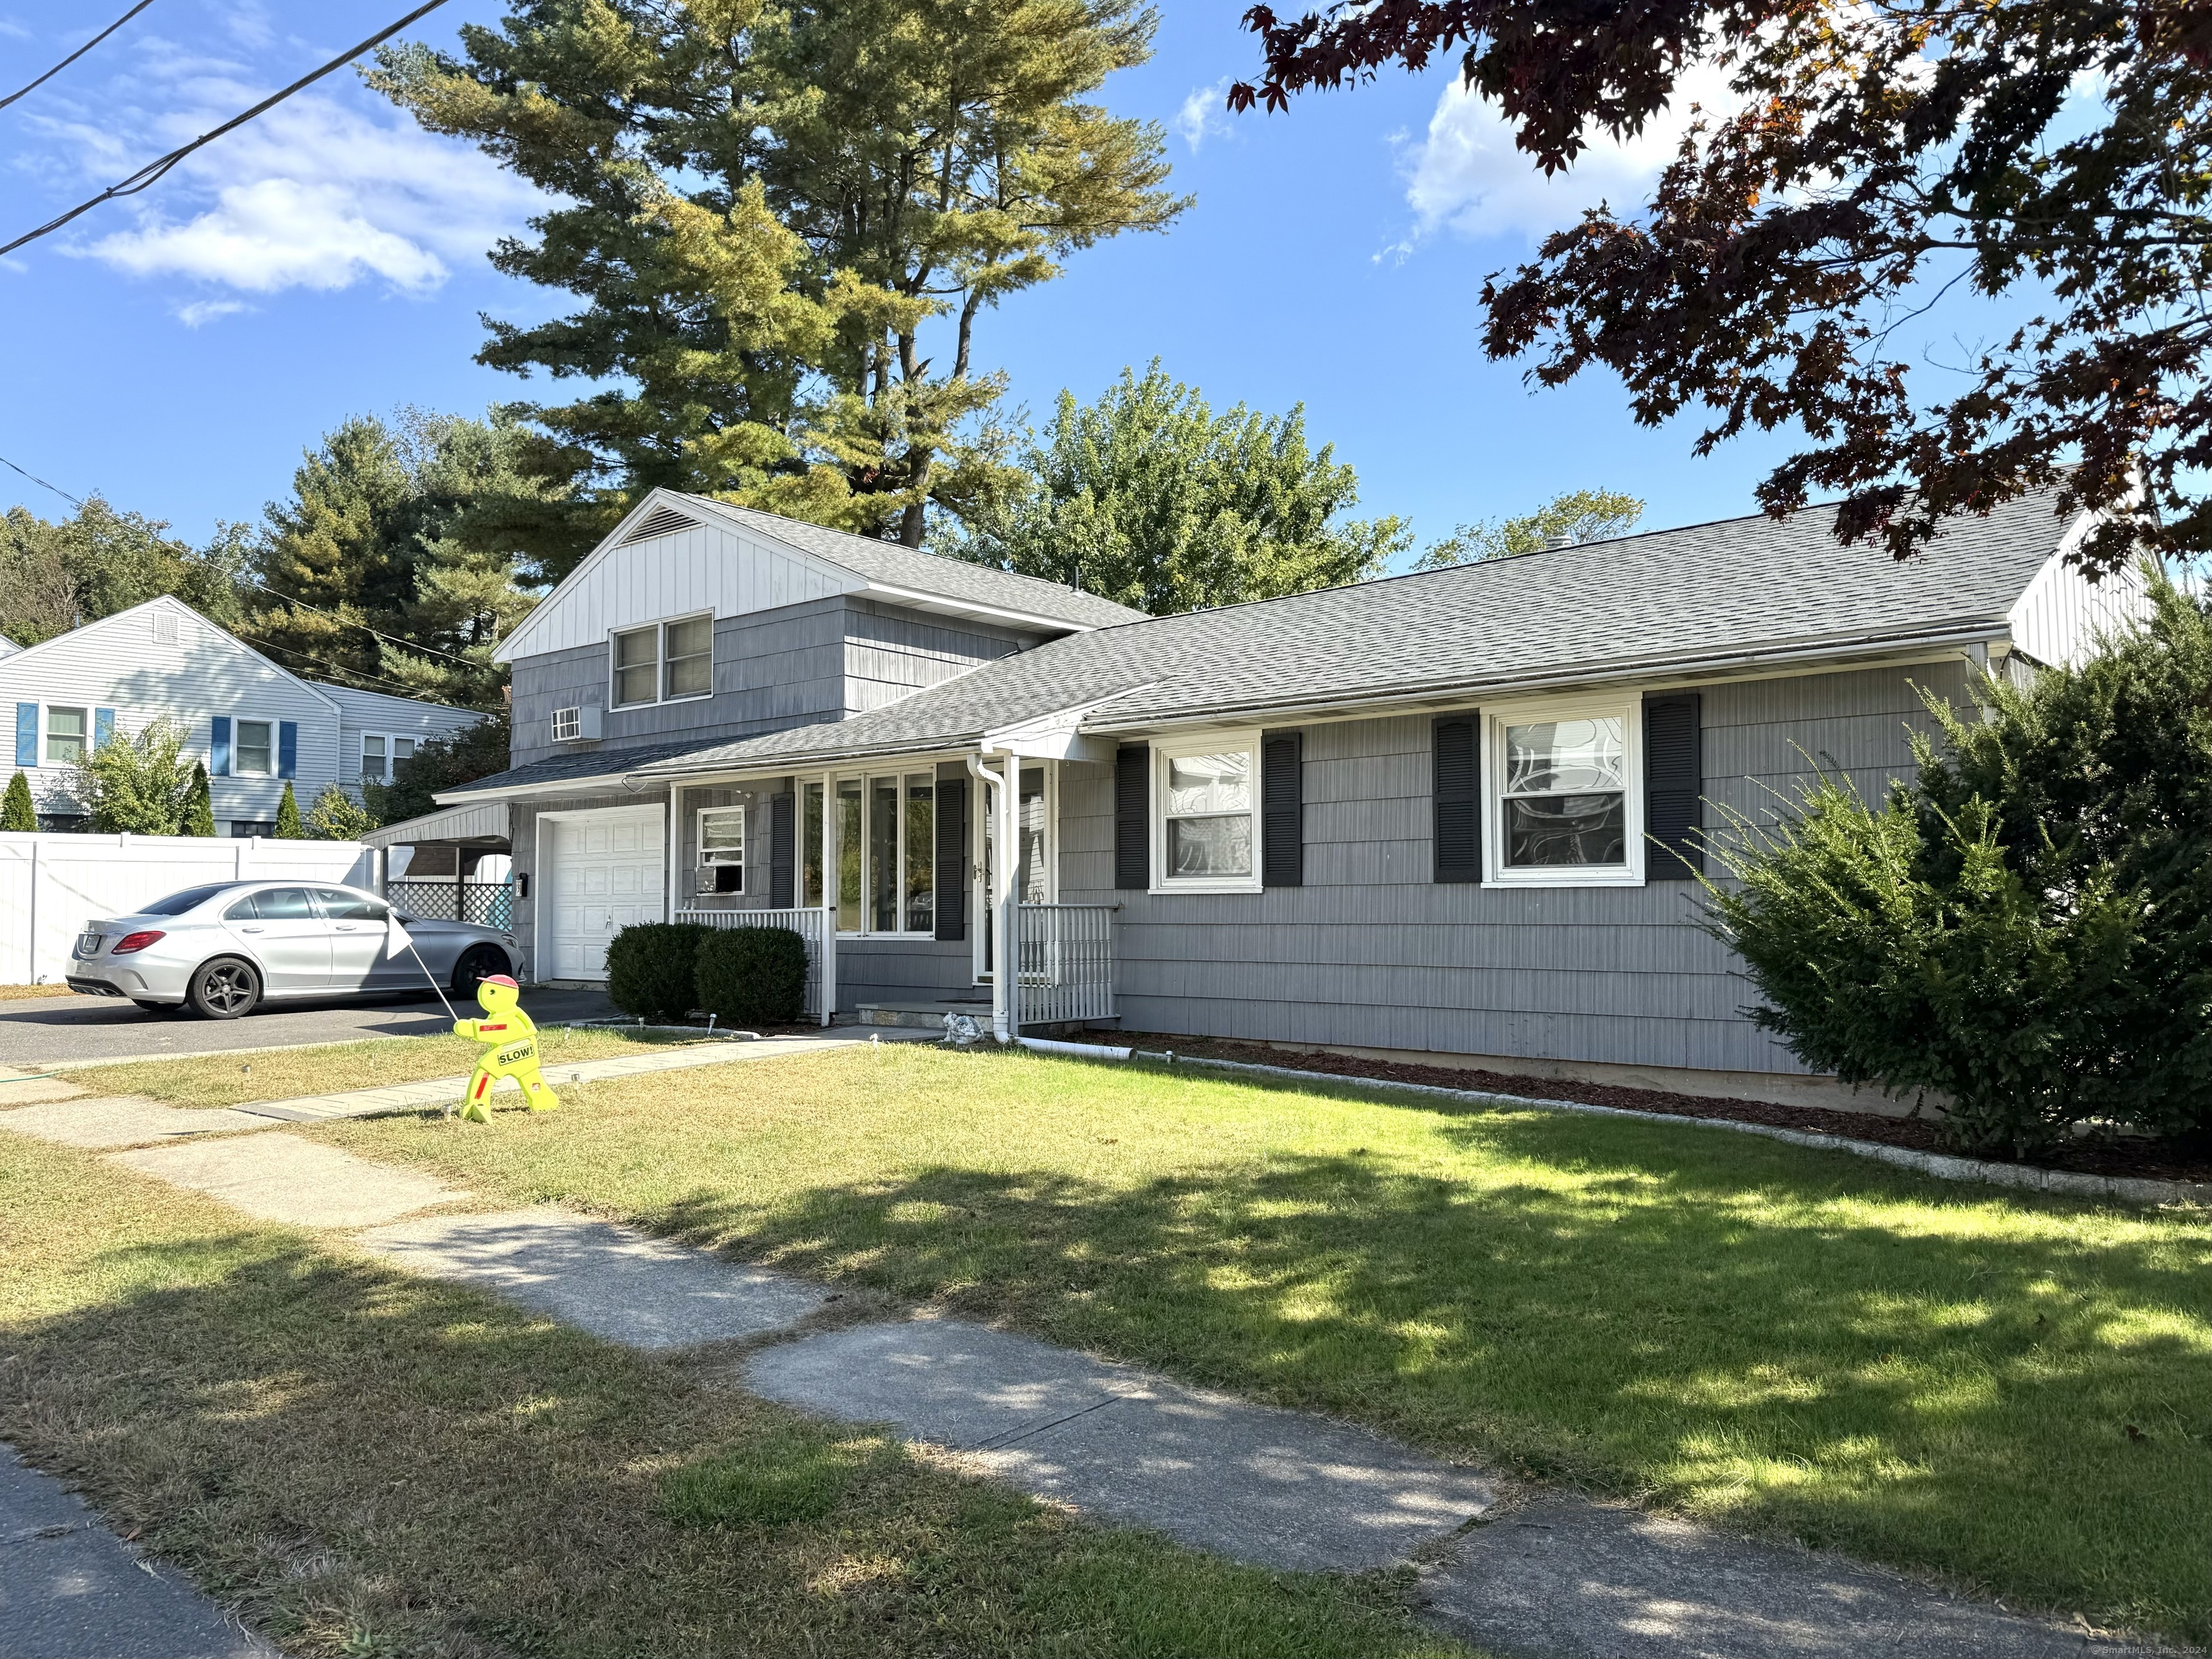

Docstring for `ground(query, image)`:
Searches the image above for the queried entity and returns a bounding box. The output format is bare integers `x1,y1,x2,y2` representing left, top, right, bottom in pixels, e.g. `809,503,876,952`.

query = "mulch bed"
1115,1031,2212,1187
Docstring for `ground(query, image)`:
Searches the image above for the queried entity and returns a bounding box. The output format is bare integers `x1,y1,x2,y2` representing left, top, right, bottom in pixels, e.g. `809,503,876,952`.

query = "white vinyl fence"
0,832,374,985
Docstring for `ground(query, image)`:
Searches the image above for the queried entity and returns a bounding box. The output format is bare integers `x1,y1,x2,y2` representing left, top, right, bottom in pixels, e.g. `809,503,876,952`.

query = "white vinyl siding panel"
2008,542,2156,667
0,599,341,826
497,517,860,662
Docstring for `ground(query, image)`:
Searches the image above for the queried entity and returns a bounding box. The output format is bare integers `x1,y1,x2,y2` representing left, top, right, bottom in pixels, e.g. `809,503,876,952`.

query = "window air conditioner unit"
551,705,603,742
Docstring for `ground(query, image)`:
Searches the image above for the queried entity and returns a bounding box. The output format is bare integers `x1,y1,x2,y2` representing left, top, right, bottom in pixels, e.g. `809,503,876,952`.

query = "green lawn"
68,1027,698,1110
0,1131,1462,1659
317,1043,2212,1645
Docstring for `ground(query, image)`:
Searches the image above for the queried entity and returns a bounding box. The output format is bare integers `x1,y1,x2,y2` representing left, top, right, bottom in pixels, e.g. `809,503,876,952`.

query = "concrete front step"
855,1000,995,1030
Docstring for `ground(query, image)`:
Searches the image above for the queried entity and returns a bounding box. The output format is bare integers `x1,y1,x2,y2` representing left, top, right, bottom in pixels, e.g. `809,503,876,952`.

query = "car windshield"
138,884,238,917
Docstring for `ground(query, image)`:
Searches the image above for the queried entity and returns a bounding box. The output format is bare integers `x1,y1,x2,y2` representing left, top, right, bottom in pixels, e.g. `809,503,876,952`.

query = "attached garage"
537,804,665,980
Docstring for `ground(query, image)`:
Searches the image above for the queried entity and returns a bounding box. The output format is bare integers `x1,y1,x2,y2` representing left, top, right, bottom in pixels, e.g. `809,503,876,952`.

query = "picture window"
1151,734,1261,892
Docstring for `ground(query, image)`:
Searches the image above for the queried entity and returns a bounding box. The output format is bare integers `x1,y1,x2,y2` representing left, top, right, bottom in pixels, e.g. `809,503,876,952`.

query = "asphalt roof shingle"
681,497,1146,631
616,489,2082,781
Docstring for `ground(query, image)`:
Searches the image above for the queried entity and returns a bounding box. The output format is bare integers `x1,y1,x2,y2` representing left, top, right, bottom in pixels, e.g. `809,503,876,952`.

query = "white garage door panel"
544,808,664,980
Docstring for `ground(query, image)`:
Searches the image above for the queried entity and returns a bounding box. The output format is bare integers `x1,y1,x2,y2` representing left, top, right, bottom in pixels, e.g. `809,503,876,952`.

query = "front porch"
674,899,1117,1033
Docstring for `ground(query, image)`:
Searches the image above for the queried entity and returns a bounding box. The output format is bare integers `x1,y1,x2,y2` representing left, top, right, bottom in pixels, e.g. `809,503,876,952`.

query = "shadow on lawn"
644,1112,2211,1642
1,1233,1449,1659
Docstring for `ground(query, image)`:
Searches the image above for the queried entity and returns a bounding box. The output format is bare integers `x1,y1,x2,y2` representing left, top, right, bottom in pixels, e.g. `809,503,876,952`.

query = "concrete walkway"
0,1452,277,1659
1,1047,2167,1659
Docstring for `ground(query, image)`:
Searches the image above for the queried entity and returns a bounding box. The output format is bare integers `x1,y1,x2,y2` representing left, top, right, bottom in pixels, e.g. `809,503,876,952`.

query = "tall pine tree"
371,0,1183,554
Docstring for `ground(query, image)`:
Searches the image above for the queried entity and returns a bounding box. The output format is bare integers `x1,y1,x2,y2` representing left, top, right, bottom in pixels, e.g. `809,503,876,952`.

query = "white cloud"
25,42,547,307
1393,64,1737,250
1174,78,1233,153
0,17,31,40
176,297,251,326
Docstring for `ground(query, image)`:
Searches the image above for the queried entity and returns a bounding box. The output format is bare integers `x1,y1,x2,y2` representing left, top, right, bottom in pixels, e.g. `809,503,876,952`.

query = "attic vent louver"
616,504,698,545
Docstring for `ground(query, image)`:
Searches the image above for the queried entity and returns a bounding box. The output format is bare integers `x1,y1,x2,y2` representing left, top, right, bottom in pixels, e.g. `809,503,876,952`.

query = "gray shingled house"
369,485,2147,1110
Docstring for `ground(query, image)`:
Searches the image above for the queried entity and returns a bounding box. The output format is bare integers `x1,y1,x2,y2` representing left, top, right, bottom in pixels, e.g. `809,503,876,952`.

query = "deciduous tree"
1416,487,1642,568
71,716,195,835
0,501,243,647
945,361,1408,613
1232,0,2212,571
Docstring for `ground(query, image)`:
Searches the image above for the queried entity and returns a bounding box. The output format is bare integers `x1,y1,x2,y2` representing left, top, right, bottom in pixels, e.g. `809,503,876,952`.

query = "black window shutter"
1262,730,1303,887
934,775,966,940
768,791,796,907
1114,745,1149,890
1433,714,1481,884
1643,692,1703,878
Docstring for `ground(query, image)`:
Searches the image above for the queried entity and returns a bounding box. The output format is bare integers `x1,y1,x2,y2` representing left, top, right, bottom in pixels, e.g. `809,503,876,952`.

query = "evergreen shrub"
1704,569,2211,1156
605,922,710,1022
694,926,807,1028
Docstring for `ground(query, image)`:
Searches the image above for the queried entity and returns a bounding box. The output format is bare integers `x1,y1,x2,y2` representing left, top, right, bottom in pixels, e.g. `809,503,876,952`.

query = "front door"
544,806,664,980
222,886,331,992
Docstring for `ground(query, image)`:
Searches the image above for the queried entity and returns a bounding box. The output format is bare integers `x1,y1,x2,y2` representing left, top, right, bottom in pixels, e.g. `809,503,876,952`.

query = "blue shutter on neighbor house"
210,716,231,776
276,721,297,779
14,704,37,769
93,709,114,750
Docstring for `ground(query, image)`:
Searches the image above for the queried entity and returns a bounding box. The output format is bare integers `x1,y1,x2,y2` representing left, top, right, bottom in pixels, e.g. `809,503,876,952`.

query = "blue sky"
0,0,1812,559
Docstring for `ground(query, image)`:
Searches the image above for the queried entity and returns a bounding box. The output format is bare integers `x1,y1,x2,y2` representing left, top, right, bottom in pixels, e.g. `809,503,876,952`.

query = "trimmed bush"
605,921,710,1022
695,925,808,1027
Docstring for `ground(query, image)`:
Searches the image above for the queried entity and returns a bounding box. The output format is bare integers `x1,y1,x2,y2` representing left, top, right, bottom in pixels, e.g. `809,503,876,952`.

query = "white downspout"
964,750,1014,1043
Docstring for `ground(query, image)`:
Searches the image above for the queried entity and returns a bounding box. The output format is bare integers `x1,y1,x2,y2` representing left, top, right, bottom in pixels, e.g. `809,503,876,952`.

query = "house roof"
678,497,1147,631
436,735,743,801
441,487,2091,799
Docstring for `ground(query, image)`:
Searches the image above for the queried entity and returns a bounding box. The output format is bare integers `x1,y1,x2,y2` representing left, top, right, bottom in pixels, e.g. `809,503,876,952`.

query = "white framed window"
44,706,86,767
611,612,713,709
664,615,713,699
234,719,274,777
1483,696,1644,886
1151,732,1262,894
818,770,938,937
697,804,745,895
359,733,417,783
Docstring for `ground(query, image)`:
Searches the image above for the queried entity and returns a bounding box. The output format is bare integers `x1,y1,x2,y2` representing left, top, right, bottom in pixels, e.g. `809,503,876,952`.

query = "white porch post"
964,751,1015,1043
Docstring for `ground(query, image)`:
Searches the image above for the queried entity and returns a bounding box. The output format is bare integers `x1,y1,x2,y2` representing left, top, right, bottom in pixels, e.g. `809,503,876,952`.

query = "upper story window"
1485,698,1643,886
611,613,714,709
1152,732,1261,894
235,719,274,777
360,734,417,783
45,707,86,767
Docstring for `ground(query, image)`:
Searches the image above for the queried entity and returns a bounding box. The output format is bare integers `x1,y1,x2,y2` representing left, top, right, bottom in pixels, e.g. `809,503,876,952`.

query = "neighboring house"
403,485,2151,1105
0,595,482,835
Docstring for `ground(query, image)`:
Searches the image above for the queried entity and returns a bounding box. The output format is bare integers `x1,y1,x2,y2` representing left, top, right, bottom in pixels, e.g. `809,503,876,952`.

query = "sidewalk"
0,1048,2165,1659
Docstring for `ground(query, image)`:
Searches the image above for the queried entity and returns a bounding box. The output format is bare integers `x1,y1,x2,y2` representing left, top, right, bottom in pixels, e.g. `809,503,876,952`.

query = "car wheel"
188,958,261,1020
451,945,508,997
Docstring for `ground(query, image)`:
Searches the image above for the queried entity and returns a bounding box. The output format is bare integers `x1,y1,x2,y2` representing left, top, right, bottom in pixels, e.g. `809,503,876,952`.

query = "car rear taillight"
111,930,165,955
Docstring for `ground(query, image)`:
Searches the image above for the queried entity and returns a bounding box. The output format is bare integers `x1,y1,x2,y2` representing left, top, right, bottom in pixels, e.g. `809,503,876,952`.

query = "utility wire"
0,0,162,113
0,0,450,258
0,451,84,508
0,452,495,679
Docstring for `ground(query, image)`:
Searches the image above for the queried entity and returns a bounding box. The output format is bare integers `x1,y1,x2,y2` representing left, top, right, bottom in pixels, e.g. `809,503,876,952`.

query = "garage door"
543,807,664,980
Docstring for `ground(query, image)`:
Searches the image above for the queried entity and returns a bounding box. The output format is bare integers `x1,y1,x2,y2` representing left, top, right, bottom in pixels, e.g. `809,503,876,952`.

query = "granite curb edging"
1136,1051,2212,1208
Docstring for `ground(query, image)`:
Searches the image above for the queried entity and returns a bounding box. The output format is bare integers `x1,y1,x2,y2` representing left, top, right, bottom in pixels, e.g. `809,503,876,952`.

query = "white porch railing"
677,904,835,1027
1017,903,1115,1027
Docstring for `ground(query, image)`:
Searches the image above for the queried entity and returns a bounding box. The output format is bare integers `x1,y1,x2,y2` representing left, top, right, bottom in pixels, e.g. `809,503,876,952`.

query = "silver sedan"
67,880,518,1019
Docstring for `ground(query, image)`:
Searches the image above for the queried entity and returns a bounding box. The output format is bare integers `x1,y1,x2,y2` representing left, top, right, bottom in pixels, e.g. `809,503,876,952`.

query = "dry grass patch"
316,1043,2212,1646
0,1131,1465,1659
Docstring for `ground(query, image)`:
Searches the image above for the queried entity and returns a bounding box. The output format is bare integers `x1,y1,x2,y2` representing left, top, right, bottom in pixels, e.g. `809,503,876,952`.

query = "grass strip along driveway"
67,1028,706,1110
313,1041,2212,1647
0,1130,1462,1659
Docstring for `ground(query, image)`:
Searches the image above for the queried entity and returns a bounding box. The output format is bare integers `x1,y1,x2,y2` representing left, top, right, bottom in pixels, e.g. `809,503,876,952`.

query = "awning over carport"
361,801,511,849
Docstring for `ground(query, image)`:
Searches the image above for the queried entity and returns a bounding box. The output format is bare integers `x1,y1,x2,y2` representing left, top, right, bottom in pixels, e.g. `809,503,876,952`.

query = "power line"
0,0,450,258
0,451,84,509
0,0,162,114
249,633,467,700
1,452,498,674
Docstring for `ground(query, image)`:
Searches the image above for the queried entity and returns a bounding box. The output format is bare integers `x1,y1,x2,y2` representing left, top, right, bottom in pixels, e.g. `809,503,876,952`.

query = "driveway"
0,987,620,1069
